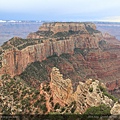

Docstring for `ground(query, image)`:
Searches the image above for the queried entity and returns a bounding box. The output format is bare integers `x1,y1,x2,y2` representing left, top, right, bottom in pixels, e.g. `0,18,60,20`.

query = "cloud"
99,16,120,22
0,0,120,21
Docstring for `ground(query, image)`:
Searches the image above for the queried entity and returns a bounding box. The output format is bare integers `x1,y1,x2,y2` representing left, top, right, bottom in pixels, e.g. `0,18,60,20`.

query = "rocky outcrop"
103,33,116,40
27,22,91,38
38,22,96,34
50,67,113,114
110,102,120,115
50,67,74,105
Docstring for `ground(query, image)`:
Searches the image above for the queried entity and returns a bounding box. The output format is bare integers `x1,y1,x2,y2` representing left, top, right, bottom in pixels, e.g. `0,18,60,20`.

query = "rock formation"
0,67,117,115
50,67,113,114
27,22,97,37
0,22,120,93
110,102,120,115
0,22,102,77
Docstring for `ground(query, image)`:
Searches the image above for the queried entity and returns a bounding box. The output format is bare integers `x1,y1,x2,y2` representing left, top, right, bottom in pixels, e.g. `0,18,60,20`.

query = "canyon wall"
0,22,102,77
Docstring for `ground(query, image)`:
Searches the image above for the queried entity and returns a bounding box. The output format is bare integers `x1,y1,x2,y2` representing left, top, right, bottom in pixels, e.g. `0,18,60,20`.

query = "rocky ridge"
110,102,120,115
49,67,114,114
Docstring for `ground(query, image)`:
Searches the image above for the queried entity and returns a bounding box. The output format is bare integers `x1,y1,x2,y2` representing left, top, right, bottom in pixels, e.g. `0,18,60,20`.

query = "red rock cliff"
0,22,102,77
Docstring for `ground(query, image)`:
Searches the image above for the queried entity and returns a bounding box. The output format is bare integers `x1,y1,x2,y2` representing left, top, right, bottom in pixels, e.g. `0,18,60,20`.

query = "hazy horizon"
0,0,120,22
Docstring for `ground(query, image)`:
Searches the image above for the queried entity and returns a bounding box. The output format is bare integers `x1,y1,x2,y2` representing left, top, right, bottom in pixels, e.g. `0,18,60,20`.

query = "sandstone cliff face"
50,67,113,114
38,22,96,34
0,22,102,77
0,39,75,76
86,51,119,80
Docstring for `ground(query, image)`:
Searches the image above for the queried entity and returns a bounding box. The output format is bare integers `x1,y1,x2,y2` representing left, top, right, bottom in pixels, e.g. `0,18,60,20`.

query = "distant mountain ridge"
0,21,120,45
95,22,120,40
0,21,43,45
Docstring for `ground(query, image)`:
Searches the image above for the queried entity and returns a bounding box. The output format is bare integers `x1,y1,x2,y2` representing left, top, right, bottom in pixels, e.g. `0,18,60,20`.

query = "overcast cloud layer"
0,0,120,21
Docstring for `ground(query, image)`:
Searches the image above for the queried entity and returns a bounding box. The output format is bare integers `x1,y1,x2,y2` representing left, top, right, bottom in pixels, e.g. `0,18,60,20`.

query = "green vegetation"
20,61,48,84
1,37,46,51
74,48,88,56
60,53,71,59
98,85,118,102
103,91,118,102
53,30,85,38
54,31,71,38
1,43,12,50
17,41,36,50
54,103,60,110
9,37,26,47
0,50,2,55
36,31,54,37
70,101,77,113
99,40,106,46
84,104,111,115
43,84,50,92
85,24,100,34
19,55,62,87
1,74,11,80
0,75,47,114
40,103,47,113
98,40,107,50
89,87,93,92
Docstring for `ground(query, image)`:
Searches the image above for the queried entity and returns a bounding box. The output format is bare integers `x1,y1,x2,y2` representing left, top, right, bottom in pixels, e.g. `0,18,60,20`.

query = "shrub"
99,85,118,102
84,104,111,115
85,24,100,34
89,87,93,92
61,107,65,112
99,85,106,92
99,40,106,46
40,104,47,113
60,53,71,59
54,103,60,110
74,48,88,56
103,91,118,102
99,40,107,50
1,74,11,80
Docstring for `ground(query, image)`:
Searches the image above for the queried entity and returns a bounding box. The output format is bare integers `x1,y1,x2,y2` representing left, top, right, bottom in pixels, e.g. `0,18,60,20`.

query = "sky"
0,0,120,22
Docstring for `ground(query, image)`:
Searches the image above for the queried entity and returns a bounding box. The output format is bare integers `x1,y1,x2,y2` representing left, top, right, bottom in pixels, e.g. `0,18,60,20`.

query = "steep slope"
0,75,47,114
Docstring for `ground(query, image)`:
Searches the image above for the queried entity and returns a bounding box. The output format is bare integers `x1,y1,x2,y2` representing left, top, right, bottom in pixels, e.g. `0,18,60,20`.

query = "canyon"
0,22,120,94
0,22,120,115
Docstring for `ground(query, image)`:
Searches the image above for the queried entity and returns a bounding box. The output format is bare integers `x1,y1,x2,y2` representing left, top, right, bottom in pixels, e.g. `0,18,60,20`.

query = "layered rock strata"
0,22,102,77
50,67,113,114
